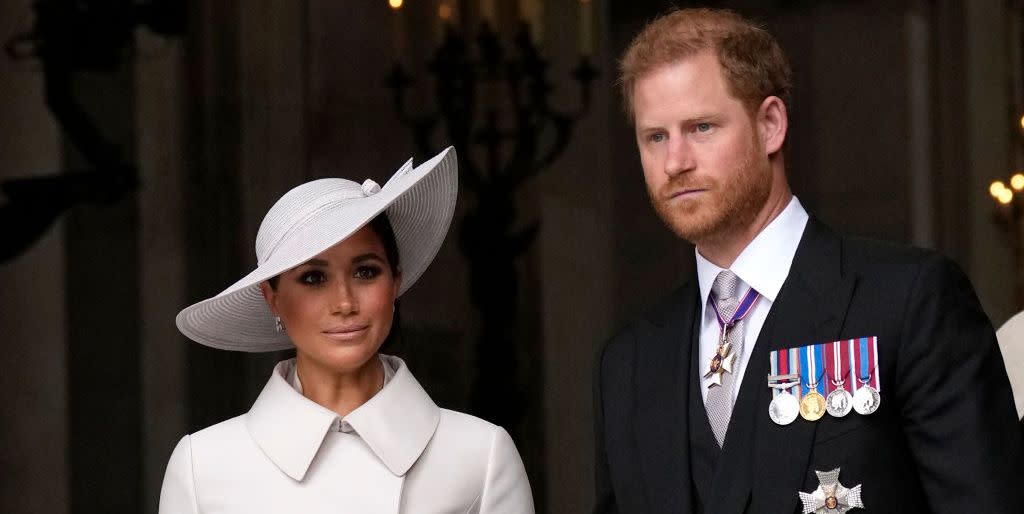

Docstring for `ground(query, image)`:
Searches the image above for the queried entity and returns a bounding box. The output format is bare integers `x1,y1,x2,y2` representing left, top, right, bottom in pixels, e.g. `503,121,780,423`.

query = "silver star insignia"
703,343,737,388
798,468,864,514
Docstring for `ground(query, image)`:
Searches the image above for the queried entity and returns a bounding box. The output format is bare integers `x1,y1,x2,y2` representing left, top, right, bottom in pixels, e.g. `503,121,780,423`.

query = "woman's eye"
354,266,382,280
299,271,326,286
649,133,666,143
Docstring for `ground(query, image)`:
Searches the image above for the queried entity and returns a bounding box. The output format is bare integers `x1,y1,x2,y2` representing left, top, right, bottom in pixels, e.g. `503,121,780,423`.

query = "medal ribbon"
853,336,881,392
800,344,826,396
708,286,760,344
788,347,800,397
769,350,800,397
770,351,779,398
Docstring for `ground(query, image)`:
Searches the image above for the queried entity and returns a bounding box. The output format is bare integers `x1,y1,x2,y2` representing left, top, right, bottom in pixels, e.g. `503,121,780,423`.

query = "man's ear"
757,95,788,156
259,281,277,314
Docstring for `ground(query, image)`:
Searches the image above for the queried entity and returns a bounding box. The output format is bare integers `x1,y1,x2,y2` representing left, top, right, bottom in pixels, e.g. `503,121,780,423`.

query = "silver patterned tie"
706,270,742,447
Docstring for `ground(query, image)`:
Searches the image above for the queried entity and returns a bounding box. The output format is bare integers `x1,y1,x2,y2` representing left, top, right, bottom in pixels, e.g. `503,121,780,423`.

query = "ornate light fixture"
385,1,597,432
991,171,1024,307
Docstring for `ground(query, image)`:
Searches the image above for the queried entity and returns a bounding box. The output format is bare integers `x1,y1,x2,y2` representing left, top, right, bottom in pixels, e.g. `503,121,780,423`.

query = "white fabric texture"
175,147,458,352
996,311,1024,419
158,356,535,513
696,196,809,401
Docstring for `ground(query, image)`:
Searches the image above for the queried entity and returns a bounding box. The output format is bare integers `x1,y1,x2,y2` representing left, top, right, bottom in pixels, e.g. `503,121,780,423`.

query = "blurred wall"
0,3,66,514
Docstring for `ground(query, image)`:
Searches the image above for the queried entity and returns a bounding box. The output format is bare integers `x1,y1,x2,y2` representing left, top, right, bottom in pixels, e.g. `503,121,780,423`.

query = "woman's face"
260,225,401,375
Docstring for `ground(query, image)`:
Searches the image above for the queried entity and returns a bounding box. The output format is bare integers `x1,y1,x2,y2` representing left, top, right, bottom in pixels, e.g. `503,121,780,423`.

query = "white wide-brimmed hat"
176,146,458,352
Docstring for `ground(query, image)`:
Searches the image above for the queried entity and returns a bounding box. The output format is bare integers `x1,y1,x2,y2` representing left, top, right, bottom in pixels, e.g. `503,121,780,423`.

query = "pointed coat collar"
245,355,440,481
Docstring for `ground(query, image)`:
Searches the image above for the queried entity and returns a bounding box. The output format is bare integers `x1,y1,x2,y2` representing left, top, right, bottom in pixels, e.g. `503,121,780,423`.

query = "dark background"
1,0,1021,512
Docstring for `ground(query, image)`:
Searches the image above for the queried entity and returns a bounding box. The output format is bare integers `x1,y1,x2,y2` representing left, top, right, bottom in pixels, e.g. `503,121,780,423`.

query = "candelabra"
387,20,597,431
991,172,1024,308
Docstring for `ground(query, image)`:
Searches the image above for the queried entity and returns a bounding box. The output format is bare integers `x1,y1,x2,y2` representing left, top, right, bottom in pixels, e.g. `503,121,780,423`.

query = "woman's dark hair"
267,213,404,353
267,213,401,288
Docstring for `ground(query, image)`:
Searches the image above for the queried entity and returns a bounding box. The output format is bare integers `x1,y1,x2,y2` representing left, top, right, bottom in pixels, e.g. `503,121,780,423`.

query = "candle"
438,0,456,42
481,0,497,26
579,0,592,55
519,0,543,43
390,0,405,58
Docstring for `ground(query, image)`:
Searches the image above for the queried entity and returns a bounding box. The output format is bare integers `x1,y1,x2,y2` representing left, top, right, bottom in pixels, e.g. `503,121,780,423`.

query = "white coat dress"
158,355,535,513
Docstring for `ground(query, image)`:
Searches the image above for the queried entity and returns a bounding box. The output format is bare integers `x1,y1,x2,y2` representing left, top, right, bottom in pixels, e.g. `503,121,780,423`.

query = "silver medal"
769,390,800,425
825,388,853,417
852,385,880,415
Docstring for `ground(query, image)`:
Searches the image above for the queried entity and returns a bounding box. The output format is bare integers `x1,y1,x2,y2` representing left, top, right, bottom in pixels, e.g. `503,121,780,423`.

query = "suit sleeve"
477,427,535,514
896,255,1024,513
158,435,199,514
593,341,618,514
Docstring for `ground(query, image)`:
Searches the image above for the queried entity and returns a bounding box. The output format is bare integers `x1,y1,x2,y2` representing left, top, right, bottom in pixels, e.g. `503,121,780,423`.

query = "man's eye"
696,123,712,133
354,266,382,280
299,271,326,286
649,133,666,143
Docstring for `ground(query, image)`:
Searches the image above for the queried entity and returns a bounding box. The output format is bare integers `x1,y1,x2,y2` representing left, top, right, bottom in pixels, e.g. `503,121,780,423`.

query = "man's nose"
664,136,696,177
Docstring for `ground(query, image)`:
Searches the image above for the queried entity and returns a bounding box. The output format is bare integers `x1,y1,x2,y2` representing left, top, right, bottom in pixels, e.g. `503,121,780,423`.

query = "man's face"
632,51,773,246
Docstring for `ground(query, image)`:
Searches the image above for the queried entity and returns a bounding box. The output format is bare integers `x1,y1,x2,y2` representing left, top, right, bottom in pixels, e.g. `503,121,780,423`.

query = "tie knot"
712,270,740,302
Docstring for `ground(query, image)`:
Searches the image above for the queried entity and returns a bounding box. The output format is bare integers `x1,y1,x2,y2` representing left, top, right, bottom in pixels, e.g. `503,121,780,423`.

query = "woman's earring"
275,316,285,333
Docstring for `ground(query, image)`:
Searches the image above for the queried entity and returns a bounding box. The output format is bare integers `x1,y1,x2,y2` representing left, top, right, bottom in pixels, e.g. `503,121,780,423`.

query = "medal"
768,349,801,425
826,388,853,417
851,337,881,415
705,286,760,389
825,340,853,418
852,383,880,415
704,342,737,387
770,390,800,425
799,344,826,421
798,468,865,514
800,390,826,421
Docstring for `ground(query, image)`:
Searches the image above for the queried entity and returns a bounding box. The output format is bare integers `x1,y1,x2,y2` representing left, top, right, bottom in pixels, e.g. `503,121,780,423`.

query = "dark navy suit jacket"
594,218,1024,513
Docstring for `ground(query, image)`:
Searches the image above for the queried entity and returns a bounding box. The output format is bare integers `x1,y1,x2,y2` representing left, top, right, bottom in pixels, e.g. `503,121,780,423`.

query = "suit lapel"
705,218,858,514
633,283,699,512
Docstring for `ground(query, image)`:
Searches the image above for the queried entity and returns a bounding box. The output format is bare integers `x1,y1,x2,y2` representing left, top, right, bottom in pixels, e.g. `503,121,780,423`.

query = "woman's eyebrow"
352,253,385,264
297,258,329,268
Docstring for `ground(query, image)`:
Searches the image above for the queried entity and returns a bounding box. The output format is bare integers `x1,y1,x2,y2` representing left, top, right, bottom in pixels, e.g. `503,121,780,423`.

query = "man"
594,8,1023,514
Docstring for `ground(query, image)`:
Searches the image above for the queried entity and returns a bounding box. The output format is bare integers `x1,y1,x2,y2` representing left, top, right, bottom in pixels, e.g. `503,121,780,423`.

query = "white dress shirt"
696,196,809,402
159,355,535,513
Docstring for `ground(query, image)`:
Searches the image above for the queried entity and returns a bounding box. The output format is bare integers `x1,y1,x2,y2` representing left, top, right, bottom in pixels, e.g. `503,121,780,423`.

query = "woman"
160,147,534,513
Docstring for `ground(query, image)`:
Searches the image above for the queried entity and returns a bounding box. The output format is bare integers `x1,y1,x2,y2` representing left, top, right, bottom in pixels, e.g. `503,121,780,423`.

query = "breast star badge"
798,468,864,514
703,342,737,387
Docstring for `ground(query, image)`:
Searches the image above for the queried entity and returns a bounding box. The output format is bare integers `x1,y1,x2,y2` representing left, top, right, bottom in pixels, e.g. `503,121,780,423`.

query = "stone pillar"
0,3,67,514
136,30,187,511
964,0,1014,323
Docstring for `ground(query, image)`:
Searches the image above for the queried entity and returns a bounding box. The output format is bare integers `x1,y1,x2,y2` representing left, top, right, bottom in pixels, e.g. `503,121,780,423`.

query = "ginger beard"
646,132,772,246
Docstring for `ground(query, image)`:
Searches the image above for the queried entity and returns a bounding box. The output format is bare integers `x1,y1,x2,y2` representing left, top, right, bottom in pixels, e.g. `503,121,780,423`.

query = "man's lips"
668,187,708,199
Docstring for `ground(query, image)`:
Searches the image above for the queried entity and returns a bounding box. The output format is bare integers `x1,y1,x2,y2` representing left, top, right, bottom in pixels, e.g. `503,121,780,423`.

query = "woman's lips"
322,325,368,341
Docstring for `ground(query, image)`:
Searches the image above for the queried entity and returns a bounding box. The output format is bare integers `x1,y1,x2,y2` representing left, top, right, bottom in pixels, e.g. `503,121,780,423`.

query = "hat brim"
175,147,458,351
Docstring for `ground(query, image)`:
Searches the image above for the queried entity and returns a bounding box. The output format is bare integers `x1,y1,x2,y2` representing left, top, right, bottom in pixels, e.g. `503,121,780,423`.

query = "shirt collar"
696,196,809,306
246,355,440,481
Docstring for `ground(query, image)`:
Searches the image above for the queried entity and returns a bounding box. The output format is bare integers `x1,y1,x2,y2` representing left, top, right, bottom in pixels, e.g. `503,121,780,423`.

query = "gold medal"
799,390,826,421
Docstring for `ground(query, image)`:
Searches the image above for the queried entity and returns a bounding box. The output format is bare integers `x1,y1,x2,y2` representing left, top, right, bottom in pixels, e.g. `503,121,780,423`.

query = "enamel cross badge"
798,468,864,514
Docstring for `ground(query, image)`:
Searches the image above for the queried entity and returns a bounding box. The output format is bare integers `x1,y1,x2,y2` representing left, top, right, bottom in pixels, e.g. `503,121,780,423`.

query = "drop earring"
275,316,285,333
